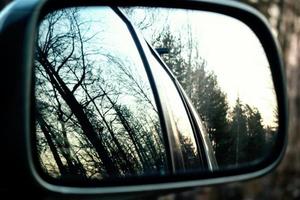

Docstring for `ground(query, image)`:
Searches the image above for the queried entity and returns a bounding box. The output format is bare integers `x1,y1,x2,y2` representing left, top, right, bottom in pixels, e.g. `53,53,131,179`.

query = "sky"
43,6,278,128
125,8,278,127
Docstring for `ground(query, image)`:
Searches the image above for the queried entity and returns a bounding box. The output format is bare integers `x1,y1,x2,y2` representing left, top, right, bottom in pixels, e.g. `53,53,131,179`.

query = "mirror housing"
0,0,288,195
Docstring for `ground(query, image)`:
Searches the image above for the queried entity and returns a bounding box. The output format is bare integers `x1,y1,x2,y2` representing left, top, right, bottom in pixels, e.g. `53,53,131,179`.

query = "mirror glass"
34,6,278,183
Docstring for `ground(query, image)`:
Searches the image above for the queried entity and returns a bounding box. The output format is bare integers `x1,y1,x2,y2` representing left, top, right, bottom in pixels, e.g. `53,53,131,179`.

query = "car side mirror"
0,0,287,195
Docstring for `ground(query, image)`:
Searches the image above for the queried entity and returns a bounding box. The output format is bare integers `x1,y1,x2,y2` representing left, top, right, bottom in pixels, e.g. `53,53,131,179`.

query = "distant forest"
147,23,278,167
123,7,278,167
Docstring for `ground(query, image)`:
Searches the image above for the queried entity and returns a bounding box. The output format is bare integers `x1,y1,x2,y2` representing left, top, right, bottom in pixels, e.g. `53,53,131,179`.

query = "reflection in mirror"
123,7,278,169
34,6,279,184
35,7,169,180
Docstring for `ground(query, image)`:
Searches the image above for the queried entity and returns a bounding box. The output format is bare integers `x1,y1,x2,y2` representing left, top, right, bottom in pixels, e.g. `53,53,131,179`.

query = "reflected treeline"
152,24,278,168
35,8,169,180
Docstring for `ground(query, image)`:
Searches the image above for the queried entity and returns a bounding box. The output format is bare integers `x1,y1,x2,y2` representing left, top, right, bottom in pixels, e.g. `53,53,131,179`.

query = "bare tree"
35,7,168,180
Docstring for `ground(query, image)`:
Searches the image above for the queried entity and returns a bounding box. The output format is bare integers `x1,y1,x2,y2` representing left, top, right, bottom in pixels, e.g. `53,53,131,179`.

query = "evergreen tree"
124,7,272,168
178,134,201,170
153,26,188,87
154,29,230,167
230,98,248,166
244,105,267,162
229,100,268,166
190,64,230,166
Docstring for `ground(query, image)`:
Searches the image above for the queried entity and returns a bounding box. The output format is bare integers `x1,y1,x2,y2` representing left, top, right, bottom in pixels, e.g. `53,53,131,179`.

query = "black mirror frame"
0,0,288,194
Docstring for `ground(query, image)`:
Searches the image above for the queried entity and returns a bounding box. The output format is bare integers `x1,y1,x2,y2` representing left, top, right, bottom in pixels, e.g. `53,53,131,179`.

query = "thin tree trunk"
37,49,119,176
36,114,67,177
84,88,136,174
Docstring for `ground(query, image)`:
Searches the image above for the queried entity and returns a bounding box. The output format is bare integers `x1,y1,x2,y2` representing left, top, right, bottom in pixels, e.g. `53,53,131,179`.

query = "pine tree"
229,101,268,166
230,98,248,166
154,29,230,167
190,64,230,166
153,26,188,87
244,105,267,163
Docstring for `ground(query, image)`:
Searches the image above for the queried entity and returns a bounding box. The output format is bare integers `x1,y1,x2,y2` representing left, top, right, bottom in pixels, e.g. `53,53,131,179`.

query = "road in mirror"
34,6,278,183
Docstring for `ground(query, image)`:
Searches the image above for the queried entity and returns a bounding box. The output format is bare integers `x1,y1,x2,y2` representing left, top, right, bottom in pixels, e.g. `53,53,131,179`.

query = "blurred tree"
230,98,248,166
190,63,230,167
153,26,188,88
178,134,201,170
244,105,267,162
153,27,233,167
